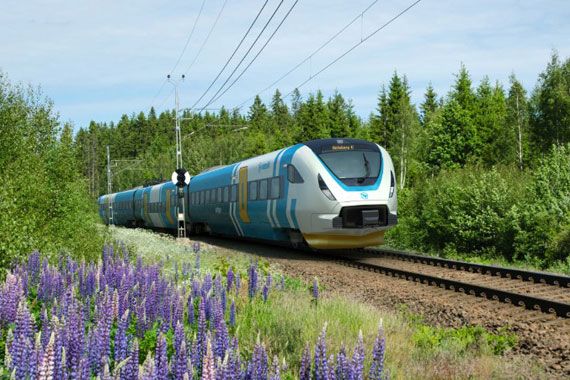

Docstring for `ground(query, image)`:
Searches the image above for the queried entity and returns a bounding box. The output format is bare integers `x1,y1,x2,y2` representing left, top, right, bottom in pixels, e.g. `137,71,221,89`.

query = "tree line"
74,52,570,269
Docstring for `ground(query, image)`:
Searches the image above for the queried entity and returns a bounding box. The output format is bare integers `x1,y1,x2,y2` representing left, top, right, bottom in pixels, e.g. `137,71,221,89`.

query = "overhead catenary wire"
149,0,208,110
190,0,287,111
153,0,230,111
169,0,207,75
186,0,271,111
203,0,300,110
182,0,230,76
284,0,424,98
234,0,380,109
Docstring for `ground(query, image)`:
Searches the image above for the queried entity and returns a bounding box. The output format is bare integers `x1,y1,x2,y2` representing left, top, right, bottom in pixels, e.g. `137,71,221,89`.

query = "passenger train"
98,138,397,249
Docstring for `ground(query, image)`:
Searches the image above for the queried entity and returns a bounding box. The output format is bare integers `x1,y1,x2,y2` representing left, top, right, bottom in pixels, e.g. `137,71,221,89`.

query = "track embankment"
196,237,570,376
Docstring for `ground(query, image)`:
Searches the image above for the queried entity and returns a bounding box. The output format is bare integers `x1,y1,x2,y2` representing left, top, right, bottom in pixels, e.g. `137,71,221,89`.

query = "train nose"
332,205,388,228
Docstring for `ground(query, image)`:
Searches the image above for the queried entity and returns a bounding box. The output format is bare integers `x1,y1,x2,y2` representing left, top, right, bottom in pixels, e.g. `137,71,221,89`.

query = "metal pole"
167,74,187,238
106,145,114,225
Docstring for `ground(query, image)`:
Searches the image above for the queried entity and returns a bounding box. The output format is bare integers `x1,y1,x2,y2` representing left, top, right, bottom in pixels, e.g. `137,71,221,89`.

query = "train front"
293,138,397,249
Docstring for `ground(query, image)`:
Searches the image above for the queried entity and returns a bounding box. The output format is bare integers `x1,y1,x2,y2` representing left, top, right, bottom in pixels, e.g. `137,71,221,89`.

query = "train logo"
360,192,369,200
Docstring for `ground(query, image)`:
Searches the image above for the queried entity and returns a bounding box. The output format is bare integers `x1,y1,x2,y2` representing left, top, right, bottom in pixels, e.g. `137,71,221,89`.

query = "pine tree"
296,91,329,141
370,85,389,146
248,95,269,129
529,52,570,155
506,74,529,169
420,84,439,127
327,91,350,138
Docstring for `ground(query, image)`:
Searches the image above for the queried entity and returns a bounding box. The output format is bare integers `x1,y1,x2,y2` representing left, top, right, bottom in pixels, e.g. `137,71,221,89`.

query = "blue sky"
1,0,569,130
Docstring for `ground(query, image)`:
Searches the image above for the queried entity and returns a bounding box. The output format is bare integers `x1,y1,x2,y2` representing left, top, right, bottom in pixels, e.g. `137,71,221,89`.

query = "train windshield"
319,149,381,186
304,139,382,186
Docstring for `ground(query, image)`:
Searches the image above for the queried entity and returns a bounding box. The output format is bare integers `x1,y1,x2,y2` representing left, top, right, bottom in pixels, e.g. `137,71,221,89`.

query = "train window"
200,191,204,205
259,179,268,200
217,187,222,203
287,165,304,183
223,186,229,202
230,184,238,202
206,190,210,204
249,181,258,201
270,177,281,199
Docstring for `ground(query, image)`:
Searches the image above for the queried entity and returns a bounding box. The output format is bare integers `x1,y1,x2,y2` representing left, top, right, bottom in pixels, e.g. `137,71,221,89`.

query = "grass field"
111,227,546,379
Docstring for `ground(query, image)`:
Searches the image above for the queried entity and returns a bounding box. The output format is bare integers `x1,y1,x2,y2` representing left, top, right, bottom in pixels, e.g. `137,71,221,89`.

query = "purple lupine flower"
314,324,329,380
350,331,365,380
312,278,319,302
229,301,236,327
280,275,285,291
226,267,234,291
38,331,56,380
235,273,241,294
115,310,130,364
251,343,268,380
262,284,269,302
336,344,350,380
27,251,41,286
214,302,229,359
0,273,24,325
202,274,213,295
66,300,85,378
266,274,272,288
369,322,386,380
202,335,216,380
269,355,281,380
194,297,207,373
141,351,156,380
188,295,195,325
174,339,189,380
221,288,227,314
122,338,139,380
299,343,311,380
193,241,201,254
247,263,258,299
214,275,223,295
155,332,168,380
192,279,201,298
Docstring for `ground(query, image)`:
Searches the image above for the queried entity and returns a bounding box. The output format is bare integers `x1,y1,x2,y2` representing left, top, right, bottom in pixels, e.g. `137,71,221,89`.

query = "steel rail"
329,255,570,318
367,248,570,288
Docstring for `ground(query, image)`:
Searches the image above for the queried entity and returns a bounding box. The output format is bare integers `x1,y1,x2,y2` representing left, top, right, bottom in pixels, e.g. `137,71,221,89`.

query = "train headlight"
318,174,336,201
389,171,395,198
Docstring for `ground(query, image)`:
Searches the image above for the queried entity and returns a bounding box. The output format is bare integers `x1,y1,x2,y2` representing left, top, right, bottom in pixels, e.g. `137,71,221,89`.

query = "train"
98,138,398,249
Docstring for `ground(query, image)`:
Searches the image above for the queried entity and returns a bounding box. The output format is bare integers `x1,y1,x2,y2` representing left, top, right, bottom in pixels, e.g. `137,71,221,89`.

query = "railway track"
324,249,570,318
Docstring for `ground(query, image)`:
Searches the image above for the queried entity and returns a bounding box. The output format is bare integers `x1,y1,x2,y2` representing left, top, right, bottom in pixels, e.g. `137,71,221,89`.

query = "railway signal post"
167,74,188,238
172,168,190,238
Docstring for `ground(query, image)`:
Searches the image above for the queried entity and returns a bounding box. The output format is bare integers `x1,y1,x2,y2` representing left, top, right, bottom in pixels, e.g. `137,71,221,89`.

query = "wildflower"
226,267,234,291
262,284,269,302
312,278,319,302
202,335,216,380
155,333,168,380
369,321,386,380
248,263,258,299
351,331,365,380
299,343,311,380
314,324,329,380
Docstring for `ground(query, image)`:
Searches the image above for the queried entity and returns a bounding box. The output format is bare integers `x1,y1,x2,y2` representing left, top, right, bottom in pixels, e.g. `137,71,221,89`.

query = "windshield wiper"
357,153,370,184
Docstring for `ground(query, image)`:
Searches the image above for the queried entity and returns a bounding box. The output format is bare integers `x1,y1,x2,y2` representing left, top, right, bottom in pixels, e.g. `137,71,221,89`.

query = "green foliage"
413,325,517,356
512,144,570,263
0,72,102,268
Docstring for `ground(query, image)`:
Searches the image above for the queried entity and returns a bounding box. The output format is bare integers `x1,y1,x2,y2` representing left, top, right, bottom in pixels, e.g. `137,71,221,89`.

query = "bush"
0,72,102,268
387,145,570,268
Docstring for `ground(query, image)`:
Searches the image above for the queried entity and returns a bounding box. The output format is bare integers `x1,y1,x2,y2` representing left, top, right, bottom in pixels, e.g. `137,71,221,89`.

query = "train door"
238,166,250,223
